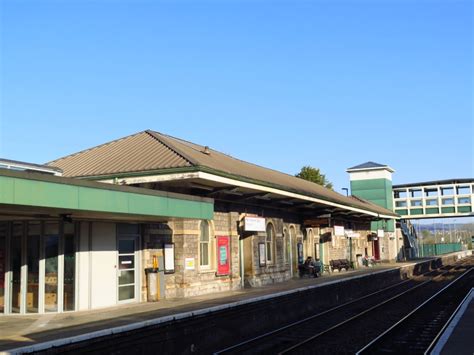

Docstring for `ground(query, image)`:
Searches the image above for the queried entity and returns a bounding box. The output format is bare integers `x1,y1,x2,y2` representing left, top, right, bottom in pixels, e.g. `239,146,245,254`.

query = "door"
373,238,381,260
117,237,137,302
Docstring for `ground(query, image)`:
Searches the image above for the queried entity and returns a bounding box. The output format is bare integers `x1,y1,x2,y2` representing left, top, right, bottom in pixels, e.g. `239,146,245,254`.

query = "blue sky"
1,0,472,192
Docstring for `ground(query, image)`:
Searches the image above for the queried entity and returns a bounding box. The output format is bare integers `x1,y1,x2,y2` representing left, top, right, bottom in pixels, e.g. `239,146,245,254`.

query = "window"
442,198,454,205
441,187,454,196
426,199,438,206
410,189,422,198
283,229,289,263
394,190,407,199
395,201,407,207
411,200,422,207
457,186,471,195
458,197,471,204
199,220,211,268
266,223,275,264
424,188,438,197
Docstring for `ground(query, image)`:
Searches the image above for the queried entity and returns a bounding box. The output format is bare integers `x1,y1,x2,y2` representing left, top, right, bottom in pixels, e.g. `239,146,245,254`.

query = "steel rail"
355,267,473,355
213,272,439,355
277,276,437,355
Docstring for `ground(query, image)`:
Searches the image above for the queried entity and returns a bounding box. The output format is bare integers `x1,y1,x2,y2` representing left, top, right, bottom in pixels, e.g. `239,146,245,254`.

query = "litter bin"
145,268,159,302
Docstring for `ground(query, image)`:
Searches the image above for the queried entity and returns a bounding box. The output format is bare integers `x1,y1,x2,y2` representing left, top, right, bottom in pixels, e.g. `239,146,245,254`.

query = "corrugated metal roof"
48,130,398,217
148,131,397,216
48,131,192,178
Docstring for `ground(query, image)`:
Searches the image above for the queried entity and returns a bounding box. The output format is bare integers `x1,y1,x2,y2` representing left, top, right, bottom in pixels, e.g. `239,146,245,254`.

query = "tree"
295,166,333,190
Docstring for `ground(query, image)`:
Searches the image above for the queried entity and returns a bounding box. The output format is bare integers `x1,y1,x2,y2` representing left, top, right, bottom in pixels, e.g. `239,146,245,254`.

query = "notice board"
216,236,230,275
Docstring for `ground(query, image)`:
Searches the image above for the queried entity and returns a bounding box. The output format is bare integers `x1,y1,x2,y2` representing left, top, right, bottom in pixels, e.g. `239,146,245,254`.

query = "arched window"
200,220,210,267
283,228,288,263
266,223,275,263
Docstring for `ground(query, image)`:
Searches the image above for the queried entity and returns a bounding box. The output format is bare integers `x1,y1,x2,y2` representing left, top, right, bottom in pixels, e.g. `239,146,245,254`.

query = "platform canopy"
0,169,213,222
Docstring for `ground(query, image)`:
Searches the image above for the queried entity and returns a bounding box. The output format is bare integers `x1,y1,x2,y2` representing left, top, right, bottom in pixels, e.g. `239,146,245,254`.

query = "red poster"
216,236,230,276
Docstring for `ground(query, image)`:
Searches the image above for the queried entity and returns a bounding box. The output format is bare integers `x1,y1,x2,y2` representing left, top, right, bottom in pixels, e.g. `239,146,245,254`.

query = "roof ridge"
47,130,149,166
145,130,199,166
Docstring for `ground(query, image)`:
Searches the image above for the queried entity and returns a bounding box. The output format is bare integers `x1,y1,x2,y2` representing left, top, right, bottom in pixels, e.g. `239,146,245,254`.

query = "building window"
200,220,211,268
411,200,422,207
395,201,407,208
458,197,471,205
266,223,275,264
457,186,471,195
424,188,438,197
441,187,454,196
442,198,454,205
283,229,289,263
426,199,438,206
394,190,407,199
410,189,422,198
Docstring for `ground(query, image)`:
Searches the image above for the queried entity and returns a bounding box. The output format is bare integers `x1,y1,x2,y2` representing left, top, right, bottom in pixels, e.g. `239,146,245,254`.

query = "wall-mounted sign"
304,218,331,227
244,217,266,232
377,229,385,237
334,225,345,237
163,243,175,274
185,257,195,270
258,242,266,267
297,242,304,264
216,236,230,275
345,229,361,238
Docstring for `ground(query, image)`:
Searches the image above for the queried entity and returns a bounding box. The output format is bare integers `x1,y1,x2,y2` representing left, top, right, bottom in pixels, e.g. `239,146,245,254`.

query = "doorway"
373,238,381,260
117,224,139,303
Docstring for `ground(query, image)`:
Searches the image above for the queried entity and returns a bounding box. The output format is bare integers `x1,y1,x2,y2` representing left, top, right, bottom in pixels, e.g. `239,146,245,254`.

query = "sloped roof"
348,161,388,170
48,130,398,218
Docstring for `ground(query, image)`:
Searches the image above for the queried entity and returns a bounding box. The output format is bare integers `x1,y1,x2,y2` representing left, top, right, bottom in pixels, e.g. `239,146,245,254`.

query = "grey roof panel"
347,161,389,170
48,130,398,217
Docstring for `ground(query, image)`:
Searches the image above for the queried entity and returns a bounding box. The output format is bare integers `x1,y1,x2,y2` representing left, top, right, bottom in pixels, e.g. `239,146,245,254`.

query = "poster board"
216,236,230,275
163,243,175,274
297,242,304,264
258,242,266,267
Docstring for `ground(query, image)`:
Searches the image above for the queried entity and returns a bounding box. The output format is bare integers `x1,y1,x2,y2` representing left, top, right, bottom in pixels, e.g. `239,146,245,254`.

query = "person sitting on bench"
303,256,319,277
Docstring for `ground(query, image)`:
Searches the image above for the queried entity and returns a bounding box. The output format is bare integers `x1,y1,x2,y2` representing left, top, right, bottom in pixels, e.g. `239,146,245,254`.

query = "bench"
330,259,351,272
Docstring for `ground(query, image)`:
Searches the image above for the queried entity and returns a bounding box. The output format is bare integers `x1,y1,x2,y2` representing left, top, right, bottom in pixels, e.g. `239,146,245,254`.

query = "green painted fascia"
410,208,424,215
425,208,439,214
441,207,456,214
395,209,409,216
88,166,398,218
0,172,213,220
457,206,472,213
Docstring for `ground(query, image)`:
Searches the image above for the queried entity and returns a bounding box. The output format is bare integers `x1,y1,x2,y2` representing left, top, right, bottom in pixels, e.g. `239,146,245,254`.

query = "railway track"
357,267,473,354
213,257,472,355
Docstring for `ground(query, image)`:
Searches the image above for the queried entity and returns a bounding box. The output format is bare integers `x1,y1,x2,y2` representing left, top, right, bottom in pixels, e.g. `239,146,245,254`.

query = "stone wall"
142,213,241,299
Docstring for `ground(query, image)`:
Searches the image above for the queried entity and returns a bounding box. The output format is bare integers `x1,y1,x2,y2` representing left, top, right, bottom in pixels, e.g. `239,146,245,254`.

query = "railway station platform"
434,288,474,355
0,251,470,354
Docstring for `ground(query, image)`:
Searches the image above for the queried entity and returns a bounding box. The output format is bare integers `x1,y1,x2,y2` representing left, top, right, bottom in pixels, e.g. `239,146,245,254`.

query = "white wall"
90,222,117,309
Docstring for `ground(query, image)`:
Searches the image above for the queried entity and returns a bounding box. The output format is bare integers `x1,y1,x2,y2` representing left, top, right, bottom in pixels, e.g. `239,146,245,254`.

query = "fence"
420,243,462,257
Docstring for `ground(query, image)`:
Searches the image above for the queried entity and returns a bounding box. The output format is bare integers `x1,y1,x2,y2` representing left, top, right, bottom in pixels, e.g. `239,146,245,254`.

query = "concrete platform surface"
0,254,467,354
437,288,474,355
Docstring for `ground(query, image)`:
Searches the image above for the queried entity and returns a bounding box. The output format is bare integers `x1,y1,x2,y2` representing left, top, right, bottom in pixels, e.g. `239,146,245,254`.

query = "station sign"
244,216,266,232
345,229,361,238
334,225,345,237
